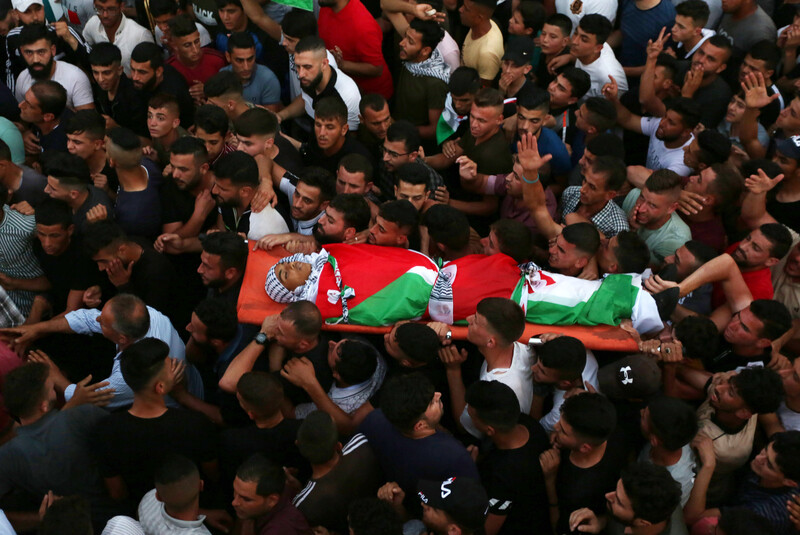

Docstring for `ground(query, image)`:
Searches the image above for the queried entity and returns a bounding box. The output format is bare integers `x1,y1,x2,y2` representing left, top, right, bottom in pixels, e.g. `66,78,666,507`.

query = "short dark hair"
704,34,733,59
89,42,122,66
236,454,285,497
473,87,504,111
193,298,238,341
31,80,67,118
359,93,388,115
674,314,719,359
65,109,106,140
170,136,208,163
620,462,682,524
42,152,91,189
562,222,600,256
204,70,243,99
423,204,470,251
748,40,781,72
583,96,617,131
466,381,521,432
665,97,701,130
38,496,92,535
614,231,650,273
561,393,617,444
148,92,180,116
394,162,428,189
297,410,339,464
314,95,348,124
3,362,50,419
299,167,336,203
395,323,440,365
233,107,279,138
335,339,378,385
675,0,709,26
682,239,718,266
120,337,170,393
537,336,586,381
0,139,10,162
348,498,403,535
491,219,532,262
759,223,793,260
449,66,481,96
167,13,197,39
195,104,229,136
516,84,550,113
591,155,626,191
35,199,73,228
339,153,374,182
409,18,445,49
749,298,792,341
280,300,322,338
646,396,698,451
155,454,199,489
82,220,127,257
771,431,800,481
696,130,731,166
645,168,682,194
19,23,54,47
281,8,318,39
560,66,590,100
742,158,782,180
294,35,326,55
378,200,418,232
477,298,525,346
328,194,371,232
131,42,165,70
227,31,256,53
544,13,572,36
386,121,421,154
213,151,259,186
381,373,436,433
237,371,283,418
202,230,248,271
656,53,678,83
585,132,625,160
516,0,545,32
149,0,179,17
577,14,612,44
732,366,784,414
706,163,742,208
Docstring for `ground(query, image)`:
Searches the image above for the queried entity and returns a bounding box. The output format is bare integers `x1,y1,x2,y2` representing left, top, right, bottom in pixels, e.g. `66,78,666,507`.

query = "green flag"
271,0,313,11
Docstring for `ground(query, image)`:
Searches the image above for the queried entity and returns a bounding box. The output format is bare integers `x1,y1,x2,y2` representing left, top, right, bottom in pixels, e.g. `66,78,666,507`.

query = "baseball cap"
598,354,661,400
12,0,42,12
502,36,534,67
776,135,800,162
418,477,488,531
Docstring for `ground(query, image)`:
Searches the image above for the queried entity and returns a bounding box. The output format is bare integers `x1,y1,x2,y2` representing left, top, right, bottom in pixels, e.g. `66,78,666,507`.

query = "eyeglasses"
94,6,120,15
380,146,411,158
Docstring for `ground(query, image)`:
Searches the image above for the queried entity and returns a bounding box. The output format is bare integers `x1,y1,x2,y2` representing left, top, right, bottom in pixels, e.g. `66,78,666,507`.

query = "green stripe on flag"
271,0,313,10
326,272,433,326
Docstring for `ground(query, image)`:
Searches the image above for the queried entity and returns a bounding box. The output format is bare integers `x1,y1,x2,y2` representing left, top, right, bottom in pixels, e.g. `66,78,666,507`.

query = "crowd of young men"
3,0,800,532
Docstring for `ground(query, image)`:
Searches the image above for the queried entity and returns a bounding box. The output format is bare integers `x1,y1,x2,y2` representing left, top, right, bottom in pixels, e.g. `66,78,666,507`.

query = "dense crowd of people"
3,0,800,532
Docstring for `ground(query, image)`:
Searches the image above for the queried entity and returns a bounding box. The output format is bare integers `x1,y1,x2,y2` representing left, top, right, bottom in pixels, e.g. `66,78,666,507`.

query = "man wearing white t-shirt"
439,298,535,438
571,14,628,100
556,0,618,30
15,24,94,111
82,0,154,76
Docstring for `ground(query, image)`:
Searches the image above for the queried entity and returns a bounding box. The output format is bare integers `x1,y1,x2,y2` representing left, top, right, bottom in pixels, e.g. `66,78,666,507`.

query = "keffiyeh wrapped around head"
265,251,328,303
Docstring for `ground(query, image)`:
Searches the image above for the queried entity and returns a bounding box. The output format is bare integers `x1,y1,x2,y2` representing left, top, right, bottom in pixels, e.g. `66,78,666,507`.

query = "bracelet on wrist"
522,173,539,184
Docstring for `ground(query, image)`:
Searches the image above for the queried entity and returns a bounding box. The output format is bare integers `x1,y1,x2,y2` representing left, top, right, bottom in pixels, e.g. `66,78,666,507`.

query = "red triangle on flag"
67,9,81,24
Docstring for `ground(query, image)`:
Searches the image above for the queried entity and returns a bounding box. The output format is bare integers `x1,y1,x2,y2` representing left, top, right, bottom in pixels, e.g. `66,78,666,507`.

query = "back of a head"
108,293,150,339
562,222,600,257
281,300,323,338
620,462,681,525
3,362,49,420
335,339,378,385
204,70,243,99
297,410,339,464
491,219,532,262
448,66,481,96
35,198,74,228
386,120,421,153
561,393,616,444
154,454,201,512
348,498,404,535
613,231,650,274
201,231,248,272
328,194,371,232
380,373,435,433
465,380,521,432
107,127,143,169
213,150,259,187
120,337,169,393
236,454,285,497
759,223,793,260
696,130,731,167
193,298,238,342
422,204,470,251
583,97,617,131
395,323,441,365
676,0,709,27
477,297,525,346
733,366,784,415
378,199,418,231
578,14,612,44
750,298,792,341
674,315,719,359
236,371,284,419
282,8,318,39
646,396,698,451
585,132,625,161
537,336,587,381
591,155,627,191
233,107,279,138
42,151,91,189
38,496,93,535
298,167,336,204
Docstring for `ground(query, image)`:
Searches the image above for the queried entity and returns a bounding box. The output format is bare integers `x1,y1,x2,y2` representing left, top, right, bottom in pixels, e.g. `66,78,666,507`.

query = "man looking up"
570,14,628,100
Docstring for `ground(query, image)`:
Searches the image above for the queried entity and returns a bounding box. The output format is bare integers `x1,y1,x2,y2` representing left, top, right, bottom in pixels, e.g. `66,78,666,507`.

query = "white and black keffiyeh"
404,48,451,84
265,251,329,303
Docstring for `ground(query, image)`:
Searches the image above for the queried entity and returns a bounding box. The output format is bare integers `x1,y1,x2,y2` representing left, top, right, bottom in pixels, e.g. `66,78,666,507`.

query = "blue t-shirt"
221,63,281,106
619,0,676,67
215,31,264,60
511,128,572,179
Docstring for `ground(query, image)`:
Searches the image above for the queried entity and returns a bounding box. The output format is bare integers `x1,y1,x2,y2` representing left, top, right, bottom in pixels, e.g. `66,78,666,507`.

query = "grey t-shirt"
718,7,777,57
12,165,48,208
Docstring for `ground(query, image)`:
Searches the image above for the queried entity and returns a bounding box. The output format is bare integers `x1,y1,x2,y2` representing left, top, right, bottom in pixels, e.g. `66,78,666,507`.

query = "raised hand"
601,75,619,101
516,132,553,172
741,72,780,110
646,26,670,62
745,168,783,195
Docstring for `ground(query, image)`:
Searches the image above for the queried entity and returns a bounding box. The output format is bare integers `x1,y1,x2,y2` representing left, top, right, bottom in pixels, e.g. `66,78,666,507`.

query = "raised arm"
517,133,561,240
639,29,670,117
602,75,643,134
739,72,779,159
239,0,281,41
740,168,781,229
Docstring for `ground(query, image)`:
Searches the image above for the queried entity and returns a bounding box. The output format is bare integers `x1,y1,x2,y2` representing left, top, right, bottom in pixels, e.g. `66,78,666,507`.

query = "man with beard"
197,232,248,305
604,76,699,178
276,35,361,131
15,24,94,111
393,18,448,141
676,35,734,129
80,0,153,76
210,151,259,236
129,42,195,129
300,96,372,174
89,43,148,137
622,170,692,267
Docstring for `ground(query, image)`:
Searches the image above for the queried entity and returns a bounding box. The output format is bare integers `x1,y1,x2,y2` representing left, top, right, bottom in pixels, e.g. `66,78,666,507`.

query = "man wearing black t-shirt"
300,96,373,175
541,393,630,535
129,42,195,128
467,381,551,535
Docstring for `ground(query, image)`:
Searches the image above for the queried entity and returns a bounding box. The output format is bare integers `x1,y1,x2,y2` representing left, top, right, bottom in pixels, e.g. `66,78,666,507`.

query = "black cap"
418,477,488,531
502,36,535,66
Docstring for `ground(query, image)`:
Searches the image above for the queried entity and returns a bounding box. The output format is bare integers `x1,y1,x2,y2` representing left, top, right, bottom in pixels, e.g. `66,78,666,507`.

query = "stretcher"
237,247,639,352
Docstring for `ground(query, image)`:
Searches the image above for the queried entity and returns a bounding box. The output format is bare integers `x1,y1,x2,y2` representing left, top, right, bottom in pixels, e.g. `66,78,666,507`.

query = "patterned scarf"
404,48,450,84
265,251,329,303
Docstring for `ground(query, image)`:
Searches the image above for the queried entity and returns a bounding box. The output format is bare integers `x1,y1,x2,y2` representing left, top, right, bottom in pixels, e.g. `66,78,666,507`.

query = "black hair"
170,136,208,163
237,371,284,417
215,0,242,8
613,231,650,274
674,315,719,360
64,109,106,139
119,337,170,393
749,298,793,341
705,34,733,58
559,66,591,100
585,132,625,160
359,93,388,115
335,339,378,385
83,219,126,257
38,496,92,535
314,95,348,124
620,462,682,524
516,0,545,32
423,204,470,251
386,120,421,154
19,23,54,47
448,66,481,96
395,323,440,365
204,70,243,99
236,454,285,497
647,396,698,451
378,200,418,231
89,42,122,66
732,366,784,414
381,373,436,433
695,130,731,166
149,0,179,17
591,155,626,191
3,362,50,419
465,380,521,432
409,18,445,50
771,431,800,482
42,152,91,189
227,31,256,53
516,84,550,112
742,158,782,180
675,0,709,26
583,96,617,131
193,298,238,341
195,104,229,136
167,13,197,39
281,8,318,39
131,42,165,70
297,410,339,464
473,87,505,110
561,393,617,444
537,336,586,381
544,13,572,36
31,80,67,118
759,223,793,260
233,107,279,138
394,161,428,189
644,168,682,194
35,199,73,228
294,35,327,56
490,219,532,263
476,297,525,346
665,97,701,130
200,231,248,273
107,126,142,151
339,153,374,182
562,222,600,256
348,498,404,535
656,53,678,83
747,40,781,72
299,167,336,203
328,194,371,232
213,151,259,186
577,14,612,44
705,163,743,210
717,509,775,535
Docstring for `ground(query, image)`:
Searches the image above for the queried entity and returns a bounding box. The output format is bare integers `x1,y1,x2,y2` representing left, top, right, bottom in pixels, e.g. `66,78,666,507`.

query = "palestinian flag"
315,244,439,326
436,94,468,145
271,0,313,10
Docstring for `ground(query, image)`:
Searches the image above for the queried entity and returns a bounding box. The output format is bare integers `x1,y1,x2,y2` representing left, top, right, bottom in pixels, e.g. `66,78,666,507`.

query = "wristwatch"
254,332,268,345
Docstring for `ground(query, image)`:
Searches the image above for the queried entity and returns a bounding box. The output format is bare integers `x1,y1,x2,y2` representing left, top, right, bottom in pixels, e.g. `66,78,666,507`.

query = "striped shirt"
137,489,211,535
0,206,43,316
